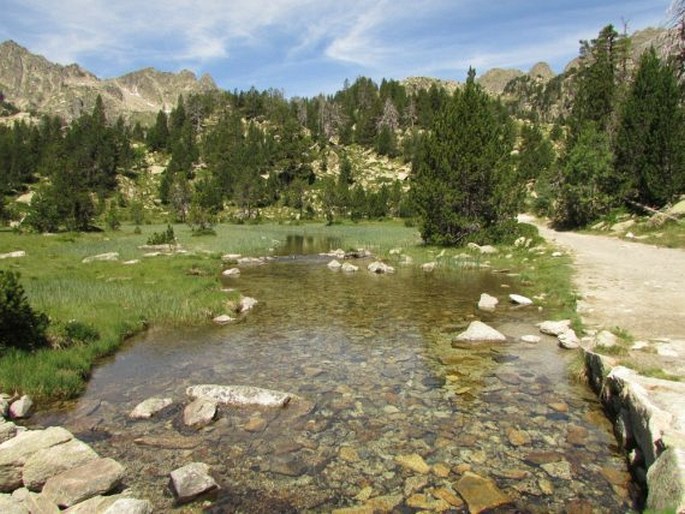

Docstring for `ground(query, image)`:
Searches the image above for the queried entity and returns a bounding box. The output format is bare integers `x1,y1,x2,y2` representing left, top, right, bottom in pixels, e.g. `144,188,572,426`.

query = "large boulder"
41,458,125,508
23,439,99,491
0,427,74,492
129,398,173,419
454,321,506,343
186,385,293,408
169,462,218,504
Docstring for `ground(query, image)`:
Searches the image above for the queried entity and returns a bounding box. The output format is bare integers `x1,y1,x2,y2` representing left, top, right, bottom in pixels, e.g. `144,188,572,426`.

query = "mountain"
0,40,217,123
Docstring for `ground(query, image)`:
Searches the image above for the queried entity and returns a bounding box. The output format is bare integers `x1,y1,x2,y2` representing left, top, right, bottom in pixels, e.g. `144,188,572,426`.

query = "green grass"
0,220,578,402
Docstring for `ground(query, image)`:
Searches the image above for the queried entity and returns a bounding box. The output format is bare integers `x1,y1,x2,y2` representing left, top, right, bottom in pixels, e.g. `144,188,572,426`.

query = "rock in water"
478,293,499,312
23,439,99,491
454,321,506,343
42,457,125,508
129,398,173,419
239,296,258,313
509,294,533,306
212,314,234,325
558,329,581,349
327,260,342,270
421,262,437,272
186,385,293,408
537,319,571,336
455,472,510,513
169,462,218,504
183,398,217,428
8,396,33,419
221,268,240,277
341,262,359,273
367,261,395,274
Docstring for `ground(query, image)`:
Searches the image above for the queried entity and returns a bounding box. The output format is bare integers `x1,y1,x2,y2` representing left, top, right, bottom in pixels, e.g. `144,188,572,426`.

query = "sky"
0,0,674,98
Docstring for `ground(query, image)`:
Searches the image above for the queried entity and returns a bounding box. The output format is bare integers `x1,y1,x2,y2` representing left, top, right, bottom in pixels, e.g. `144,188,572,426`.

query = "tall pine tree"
411,68,521,245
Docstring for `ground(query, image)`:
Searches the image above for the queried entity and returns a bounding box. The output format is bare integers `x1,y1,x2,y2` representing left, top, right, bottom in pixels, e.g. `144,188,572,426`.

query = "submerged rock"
327,260,342,270
341,262,359,273
186,385,293,408
394,454,430,474
454,321,506,343
129,398,173,419
169,462,218,504
455,472,510,513
183,398,217,428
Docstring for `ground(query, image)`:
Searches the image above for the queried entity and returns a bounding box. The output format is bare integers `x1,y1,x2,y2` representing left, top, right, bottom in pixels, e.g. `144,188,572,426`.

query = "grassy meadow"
0,220,576,403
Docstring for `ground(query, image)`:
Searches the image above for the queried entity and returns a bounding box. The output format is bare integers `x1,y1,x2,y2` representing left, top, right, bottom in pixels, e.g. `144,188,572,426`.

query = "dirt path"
520,215,685,377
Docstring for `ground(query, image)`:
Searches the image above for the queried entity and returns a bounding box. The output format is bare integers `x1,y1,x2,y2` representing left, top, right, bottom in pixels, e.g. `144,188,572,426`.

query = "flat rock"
133,435,201,450
212,314,234,325
23,439,99,491
186,384,293,408
24,492,59,514
595,330,619,347
42,457,125,508
558,329,581,349
394,453,430,474
183,398,217,428
221,253,241,262
129,398,173,419
243,416,267,433
0,420,17,444
82,253,119,264
8,396,33,419
327,260,342,270
455,472,510,513
454,321,506,343
170,462,218,504
221,268,240,277
477,293,498,312
0,427,74,492
537,319,571,336
509,294,533,306
0,251,26,259
101,498,153,514
507,427,532,447
521,335,541,343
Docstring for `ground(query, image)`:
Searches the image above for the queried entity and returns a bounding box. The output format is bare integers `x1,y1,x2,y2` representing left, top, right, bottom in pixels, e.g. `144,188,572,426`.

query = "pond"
33,250,637,512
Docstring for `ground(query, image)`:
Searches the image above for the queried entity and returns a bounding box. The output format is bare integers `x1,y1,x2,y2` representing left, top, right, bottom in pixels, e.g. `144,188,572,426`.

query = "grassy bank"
0,220,577,402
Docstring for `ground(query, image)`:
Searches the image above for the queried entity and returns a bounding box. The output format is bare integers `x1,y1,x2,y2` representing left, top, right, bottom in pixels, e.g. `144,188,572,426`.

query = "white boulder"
477,293,499,312
454,321,507,343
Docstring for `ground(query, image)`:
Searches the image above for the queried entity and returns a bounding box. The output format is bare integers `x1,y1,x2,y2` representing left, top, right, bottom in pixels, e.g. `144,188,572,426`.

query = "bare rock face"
454,321,506,343
41,457,125,508
0,493,28,513
169,462,218,504
187,385,293,408
23,439,99,491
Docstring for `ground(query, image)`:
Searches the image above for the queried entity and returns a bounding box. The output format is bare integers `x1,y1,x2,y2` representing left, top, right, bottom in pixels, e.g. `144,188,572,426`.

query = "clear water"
33,251,636,513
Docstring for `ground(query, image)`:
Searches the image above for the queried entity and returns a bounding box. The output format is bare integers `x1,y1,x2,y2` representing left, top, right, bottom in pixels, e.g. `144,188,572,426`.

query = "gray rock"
221,253,241,263
81,253,119,264
239,296,258,313
42,457,125,508
23,439,99,491
183,398,217,428
521,335,541,344
341,262,359,273
129,398,173,419
221,268,240,277
0,427,74,492
0,251,26,260
454,321,506,343
0,420,17,444
610,219,636,232
537,319,572,336
102,498,153,514
558,329,581,349
595,330,619,348
467,242,498,254
24,492,60,514
187,384,293,408
212,314,234,325
368,261,395,274
646,445,685,513
169,462,218,504
8,396,33,419
327,259,342,270
0,493,28,514
421,262,437,272
478,293,499,312
509,294,533,306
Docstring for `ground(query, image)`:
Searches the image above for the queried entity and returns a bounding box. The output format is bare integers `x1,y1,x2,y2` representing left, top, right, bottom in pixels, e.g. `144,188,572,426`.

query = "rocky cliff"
0,40,217,122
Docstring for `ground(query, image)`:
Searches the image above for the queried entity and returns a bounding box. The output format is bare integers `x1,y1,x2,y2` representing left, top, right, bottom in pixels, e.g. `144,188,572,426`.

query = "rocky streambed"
12,255,641,512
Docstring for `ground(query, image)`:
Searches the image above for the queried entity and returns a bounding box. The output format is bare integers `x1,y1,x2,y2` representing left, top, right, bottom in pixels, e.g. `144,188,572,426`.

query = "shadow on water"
32,241,639,512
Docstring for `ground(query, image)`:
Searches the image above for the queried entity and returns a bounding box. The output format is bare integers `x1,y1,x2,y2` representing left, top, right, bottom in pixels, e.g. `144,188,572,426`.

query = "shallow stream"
33,240,636,512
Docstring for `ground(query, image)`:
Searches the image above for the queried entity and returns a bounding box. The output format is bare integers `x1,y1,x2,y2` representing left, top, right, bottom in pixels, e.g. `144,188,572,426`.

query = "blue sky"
0,0,673,98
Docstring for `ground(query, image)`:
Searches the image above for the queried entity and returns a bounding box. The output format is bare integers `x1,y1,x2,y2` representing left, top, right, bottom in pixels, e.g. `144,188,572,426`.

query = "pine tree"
517,124,555,181
615,47,685,207
411,68,521,245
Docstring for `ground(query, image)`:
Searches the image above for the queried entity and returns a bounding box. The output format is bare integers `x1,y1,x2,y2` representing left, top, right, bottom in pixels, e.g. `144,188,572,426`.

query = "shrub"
0,271,49,353
147,224,176,245
51,320,100,349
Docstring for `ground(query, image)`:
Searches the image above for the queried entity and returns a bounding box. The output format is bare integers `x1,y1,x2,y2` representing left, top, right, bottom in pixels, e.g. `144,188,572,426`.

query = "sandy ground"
521,214,685,376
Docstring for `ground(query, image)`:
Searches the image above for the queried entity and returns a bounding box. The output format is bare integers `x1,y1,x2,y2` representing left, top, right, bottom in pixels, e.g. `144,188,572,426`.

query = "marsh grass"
0,220,577,401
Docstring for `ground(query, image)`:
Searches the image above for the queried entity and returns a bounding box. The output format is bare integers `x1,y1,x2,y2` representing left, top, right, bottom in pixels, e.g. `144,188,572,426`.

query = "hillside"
0,40,217,123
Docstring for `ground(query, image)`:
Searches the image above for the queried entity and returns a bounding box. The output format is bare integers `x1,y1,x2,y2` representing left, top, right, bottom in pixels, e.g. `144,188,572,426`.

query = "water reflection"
33,259,635,512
